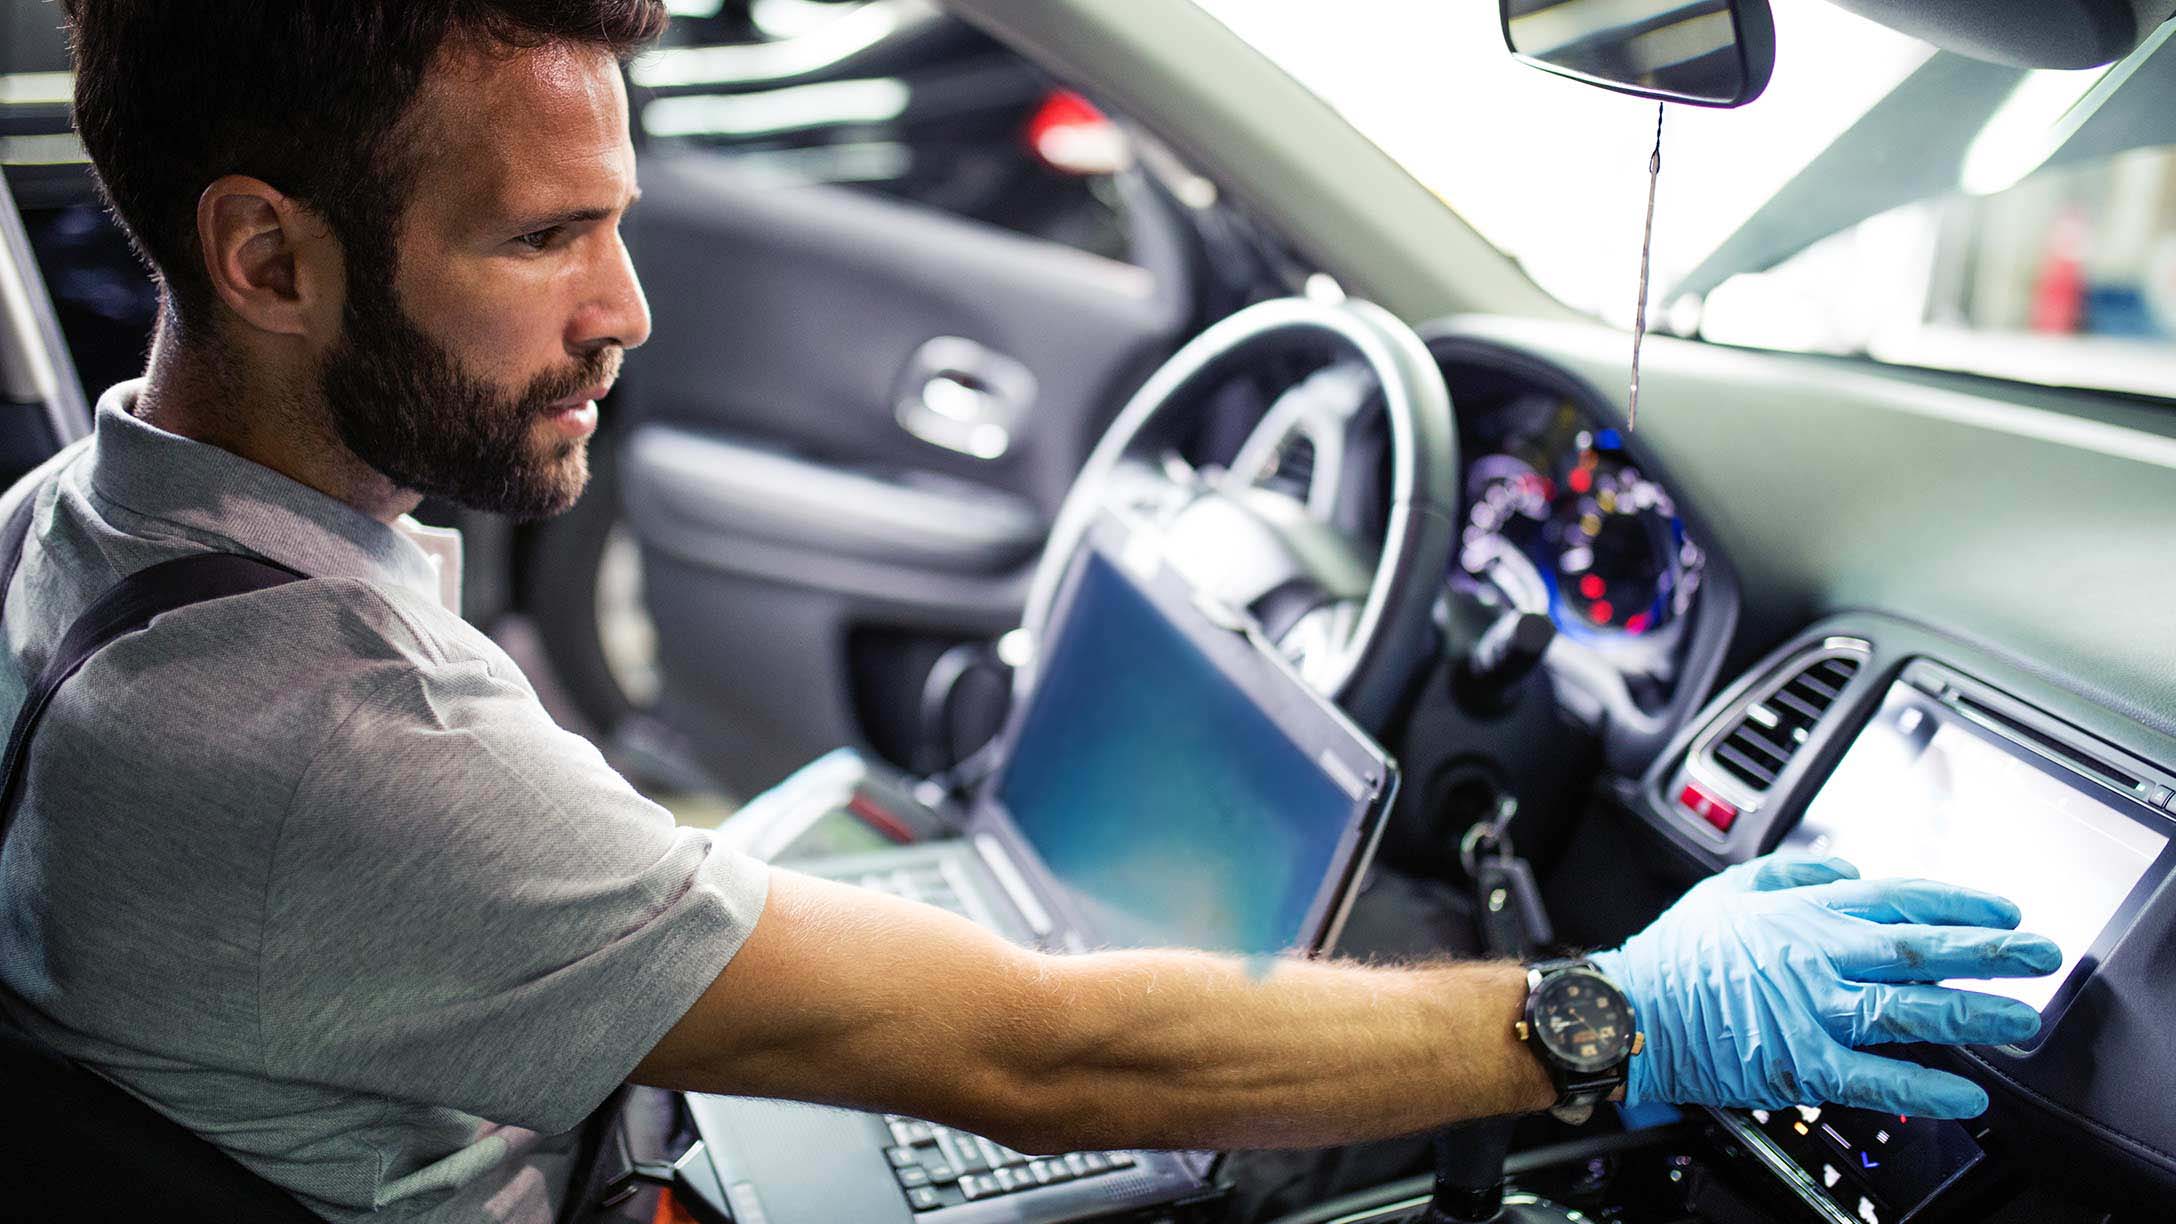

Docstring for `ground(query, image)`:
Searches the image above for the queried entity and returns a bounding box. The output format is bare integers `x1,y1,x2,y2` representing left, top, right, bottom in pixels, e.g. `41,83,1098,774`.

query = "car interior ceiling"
4,0,2176,1222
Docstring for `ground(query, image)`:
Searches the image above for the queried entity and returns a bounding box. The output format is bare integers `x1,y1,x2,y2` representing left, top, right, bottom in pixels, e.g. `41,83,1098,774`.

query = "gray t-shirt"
0,384,771,1221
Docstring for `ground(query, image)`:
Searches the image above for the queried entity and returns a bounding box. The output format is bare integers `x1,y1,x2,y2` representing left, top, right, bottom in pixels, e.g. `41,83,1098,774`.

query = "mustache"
523,346,623,413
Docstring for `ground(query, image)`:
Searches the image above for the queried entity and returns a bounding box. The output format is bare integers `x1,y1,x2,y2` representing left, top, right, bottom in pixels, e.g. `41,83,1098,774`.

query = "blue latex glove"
1591,854,2061,1119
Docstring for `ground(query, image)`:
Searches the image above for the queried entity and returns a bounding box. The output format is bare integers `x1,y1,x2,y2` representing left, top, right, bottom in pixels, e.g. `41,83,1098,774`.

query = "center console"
689,613,2176,1224
1635,615,2176,1222
1715,1101,1983,1224
1783,661,2173,1047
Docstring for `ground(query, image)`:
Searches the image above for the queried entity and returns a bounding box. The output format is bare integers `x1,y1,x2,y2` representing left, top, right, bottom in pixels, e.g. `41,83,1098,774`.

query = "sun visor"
1825,0,2175,68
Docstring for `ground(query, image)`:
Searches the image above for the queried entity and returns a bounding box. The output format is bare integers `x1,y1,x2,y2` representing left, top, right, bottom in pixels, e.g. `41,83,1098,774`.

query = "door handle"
894,336,1036,460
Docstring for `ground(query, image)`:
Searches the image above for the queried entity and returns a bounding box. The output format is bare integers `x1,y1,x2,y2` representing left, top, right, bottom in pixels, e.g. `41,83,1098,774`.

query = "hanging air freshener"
1629,102,1663,430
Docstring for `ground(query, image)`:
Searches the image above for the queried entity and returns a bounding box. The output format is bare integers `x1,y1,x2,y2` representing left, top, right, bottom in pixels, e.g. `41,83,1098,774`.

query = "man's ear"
195,175,342,341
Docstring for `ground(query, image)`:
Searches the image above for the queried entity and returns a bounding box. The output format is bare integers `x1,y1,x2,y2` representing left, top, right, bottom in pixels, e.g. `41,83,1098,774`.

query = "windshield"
1193,0,2176,399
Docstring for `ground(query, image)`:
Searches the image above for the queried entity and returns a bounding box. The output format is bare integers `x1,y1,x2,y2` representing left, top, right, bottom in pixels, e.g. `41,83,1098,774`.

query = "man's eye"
516,227,562,252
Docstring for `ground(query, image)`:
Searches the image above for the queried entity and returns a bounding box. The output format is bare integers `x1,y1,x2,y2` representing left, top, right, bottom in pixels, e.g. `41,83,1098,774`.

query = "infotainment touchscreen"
1785,676,2174,1028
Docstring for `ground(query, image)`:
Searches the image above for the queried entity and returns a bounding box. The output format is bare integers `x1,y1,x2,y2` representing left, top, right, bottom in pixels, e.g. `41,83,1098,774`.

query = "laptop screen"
990,543,1385,957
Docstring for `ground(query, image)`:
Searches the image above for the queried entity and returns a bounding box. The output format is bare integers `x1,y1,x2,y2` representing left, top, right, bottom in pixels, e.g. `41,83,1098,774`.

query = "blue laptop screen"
993,551,1361,956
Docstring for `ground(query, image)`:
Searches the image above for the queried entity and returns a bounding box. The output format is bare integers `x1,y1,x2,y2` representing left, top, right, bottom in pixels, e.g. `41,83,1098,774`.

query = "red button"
1678,782,1738,832
845,793,916,844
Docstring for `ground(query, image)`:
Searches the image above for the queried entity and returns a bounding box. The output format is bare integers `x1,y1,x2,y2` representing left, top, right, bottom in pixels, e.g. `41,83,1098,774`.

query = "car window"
1698,96,2176,397
636,0,1139,266
1196,0,2176,399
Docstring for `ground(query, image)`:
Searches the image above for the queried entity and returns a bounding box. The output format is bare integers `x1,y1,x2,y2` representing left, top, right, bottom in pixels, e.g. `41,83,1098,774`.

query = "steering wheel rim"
1022,296,1458,728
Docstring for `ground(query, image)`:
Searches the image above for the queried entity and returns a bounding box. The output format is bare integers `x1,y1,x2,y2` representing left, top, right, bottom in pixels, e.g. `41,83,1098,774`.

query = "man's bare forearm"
992,949,1556,1152
633,870,1555,1154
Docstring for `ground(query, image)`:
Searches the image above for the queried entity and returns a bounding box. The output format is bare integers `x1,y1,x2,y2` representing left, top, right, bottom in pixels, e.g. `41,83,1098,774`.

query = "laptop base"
680,1093,1222,1224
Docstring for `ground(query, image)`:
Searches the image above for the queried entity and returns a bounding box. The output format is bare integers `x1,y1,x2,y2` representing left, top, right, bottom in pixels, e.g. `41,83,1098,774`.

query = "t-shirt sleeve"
261,653,770,1134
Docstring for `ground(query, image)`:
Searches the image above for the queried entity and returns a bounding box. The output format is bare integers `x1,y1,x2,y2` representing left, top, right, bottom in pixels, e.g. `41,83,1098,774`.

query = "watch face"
1531,969,1633,1073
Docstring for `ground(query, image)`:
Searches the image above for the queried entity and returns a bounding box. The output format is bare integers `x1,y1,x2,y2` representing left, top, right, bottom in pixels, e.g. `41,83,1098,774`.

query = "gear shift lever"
1413,1120,1586,1224
1409,753,1587,1224
1419,1120,1515,1222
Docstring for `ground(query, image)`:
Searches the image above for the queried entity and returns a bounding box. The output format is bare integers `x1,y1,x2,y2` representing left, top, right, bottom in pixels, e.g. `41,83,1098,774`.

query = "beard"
317,276,614,521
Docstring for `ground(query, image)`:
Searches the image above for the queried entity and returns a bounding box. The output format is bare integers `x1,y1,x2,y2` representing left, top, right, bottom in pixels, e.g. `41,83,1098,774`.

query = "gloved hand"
1591,854,2060,1119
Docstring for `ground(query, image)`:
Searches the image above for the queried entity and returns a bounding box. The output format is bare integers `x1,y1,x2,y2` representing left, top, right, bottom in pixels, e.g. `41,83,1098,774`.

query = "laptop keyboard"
884,1115,1137,1212
850,865,972,920
851,863,1141,1213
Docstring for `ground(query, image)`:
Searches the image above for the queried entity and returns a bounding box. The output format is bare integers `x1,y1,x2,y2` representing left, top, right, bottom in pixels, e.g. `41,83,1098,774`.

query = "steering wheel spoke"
1022,297,1456,728
1277,598,1367,691
1227,361,1380,520
1097,453,1203,528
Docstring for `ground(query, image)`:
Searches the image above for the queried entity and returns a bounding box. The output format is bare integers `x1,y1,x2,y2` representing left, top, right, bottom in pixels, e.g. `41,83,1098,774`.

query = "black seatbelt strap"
0,477,322,1222
0,494,305,847
0,480,647,1222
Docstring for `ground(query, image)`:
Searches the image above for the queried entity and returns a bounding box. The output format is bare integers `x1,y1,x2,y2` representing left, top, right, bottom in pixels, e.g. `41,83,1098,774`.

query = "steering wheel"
1022,296,1458,728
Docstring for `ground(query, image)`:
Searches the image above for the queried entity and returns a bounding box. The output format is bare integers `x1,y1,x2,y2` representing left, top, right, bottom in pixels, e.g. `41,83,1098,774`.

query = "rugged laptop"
679,510,1398,1224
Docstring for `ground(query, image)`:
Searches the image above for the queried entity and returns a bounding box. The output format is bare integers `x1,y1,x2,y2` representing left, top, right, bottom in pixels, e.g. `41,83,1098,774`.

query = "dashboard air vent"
1705,651,1863,795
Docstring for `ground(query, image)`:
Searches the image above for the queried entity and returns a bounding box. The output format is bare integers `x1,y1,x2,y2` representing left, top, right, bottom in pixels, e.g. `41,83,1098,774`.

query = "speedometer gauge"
1555,449,1686,634
1460,453,1555,616
1457,396,1705,645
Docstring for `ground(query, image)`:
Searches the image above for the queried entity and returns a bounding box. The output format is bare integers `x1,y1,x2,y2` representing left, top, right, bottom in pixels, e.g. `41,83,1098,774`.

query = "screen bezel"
1787,665,2176,1053
967,509,1398,959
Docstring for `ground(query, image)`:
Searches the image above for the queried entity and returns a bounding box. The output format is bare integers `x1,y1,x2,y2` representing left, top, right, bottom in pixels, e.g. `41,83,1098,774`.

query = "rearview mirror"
1501,0,1776,108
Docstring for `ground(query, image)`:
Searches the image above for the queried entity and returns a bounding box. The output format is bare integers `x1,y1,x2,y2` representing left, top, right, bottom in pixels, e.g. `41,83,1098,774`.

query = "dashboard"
1645,616,2176,1224
1405,327,2176,1224
1417,333,1743,786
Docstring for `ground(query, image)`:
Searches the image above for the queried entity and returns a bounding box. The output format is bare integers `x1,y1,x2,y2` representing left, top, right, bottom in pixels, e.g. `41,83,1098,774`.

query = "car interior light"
751,0,867,41
631,0,932,89
0,133,90,168
0,71,74,106
640,78,910,139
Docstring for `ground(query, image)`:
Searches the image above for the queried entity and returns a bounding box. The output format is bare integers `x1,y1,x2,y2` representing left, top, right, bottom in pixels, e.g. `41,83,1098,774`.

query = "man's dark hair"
62,1,668,342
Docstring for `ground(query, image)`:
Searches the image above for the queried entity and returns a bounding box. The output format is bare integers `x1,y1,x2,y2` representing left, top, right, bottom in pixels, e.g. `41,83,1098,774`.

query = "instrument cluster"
1453,392,1706,690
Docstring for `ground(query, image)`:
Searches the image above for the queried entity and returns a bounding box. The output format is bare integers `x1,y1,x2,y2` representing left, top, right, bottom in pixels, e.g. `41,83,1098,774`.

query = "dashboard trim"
1932,679,2174,818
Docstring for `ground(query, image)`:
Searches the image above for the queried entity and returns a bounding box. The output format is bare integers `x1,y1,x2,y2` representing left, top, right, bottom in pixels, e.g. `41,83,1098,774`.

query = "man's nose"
573,231,652,354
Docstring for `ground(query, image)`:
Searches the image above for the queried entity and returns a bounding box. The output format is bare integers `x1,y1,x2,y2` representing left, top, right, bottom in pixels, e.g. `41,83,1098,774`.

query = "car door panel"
619,149,1187,790
622,425,1043,582
627,150,1174,499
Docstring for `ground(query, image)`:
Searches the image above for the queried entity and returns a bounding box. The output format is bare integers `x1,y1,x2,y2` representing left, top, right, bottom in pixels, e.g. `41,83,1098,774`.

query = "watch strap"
1520,958,1634,1118
1523,955,1594,988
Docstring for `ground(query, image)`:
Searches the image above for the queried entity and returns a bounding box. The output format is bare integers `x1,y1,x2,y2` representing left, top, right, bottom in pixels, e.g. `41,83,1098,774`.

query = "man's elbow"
927,1062,1074,1156
942,955,1137,1155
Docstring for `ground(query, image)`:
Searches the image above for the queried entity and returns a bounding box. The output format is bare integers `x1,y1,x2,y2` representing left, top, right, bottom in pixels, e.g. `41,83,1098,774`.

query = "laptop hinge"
972,833,1055,938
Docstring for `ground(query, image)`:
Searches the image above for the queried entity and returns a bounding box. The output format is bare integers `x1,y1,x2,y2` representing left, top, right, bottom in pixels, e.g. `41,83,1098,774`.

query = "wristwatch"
1514,958,1643,1124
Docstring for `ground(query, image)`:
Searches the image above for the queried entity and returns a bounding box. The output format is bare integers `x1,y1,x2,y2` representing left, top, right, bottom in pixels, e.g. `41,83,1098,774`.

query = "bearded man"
0,4,2057,1223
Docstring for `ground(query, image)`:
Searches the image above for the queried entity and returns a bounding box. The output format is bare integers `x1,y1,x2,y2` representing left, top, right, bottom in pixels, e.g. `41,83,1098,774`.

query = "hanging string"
1629,101,1664,430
